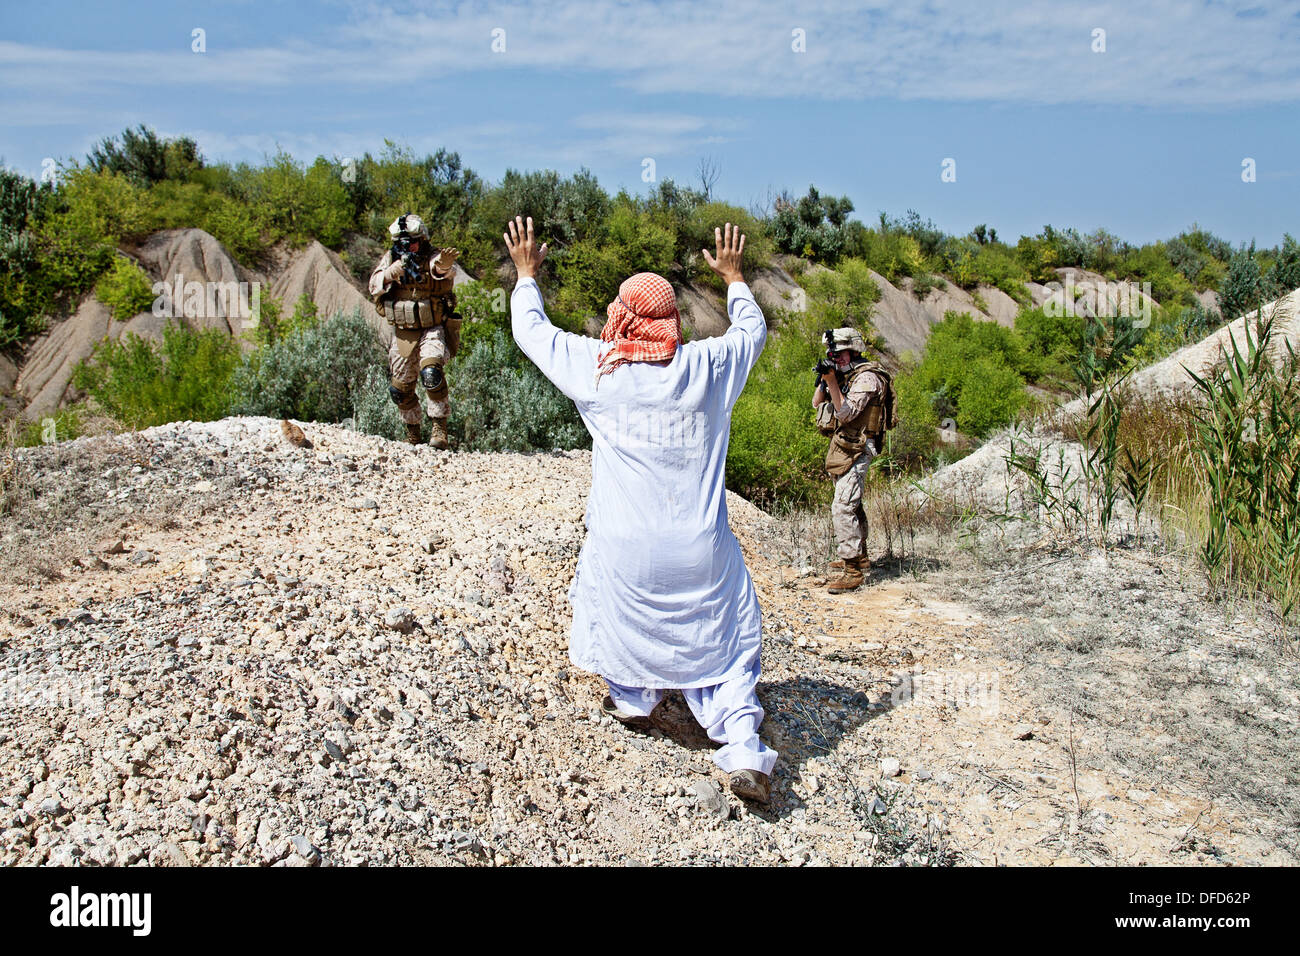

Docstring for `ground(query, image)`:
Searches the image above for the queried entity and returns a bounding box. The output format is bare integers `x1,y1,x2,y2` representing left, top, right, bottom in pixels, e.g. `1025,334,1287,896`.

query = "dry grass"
766,473,976,579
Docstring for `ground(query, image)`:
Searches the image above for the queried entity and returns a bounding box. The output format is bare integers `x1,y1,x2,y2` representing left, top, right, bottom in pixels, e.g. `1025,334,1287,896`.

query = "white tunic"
510,278,767,688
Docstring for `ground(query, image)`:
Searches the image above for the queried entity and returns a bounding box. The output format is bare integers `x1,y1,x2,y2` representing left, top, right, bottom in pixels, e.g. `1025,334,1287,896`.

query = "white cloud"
337,0,1300,106
1,1,1296,113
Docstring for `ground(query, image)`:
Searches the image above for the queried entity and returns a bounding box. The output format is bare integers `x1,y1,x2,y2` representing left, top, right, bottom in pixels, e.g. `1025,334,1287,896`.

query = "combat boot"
404,423,422,445
428,417,449,450
827,555,866,592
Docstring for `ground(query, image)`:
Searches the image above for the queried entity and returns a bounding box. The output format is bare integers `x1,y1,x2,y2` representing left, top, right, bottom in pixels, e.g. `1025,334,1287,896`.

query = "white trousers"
605,654,778,775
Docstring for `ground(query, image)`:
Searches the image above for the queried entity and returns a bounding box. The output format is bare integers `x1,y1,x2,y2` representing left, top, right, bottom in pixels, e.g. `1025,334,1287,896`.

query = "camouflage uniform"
369,215,461,447
813,326,892,590
829,366,885,560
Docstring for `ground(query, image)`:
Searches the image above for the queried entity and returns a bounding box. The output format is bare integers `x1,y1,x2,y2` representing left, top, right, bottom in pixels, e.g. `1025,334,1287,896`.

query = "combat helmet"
826,326,868,356
389,213,430,241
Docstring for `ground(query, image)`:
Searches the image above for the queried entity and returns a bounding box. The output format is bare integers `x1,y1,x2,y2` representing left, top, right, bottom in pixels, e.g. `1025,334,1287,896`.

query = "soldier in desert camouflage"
369,214,464,449
813,327,896,592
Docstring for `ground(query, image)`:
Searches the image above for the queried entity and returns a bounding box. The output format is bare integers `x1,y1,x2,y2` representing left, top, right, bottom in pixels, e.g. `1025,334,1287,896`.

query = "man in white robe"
505,216,777,803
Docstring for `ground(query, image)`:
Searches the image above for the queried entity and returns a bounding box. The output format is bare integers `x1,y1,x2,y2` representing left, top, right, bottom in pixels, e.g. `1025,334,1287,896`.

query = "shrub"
249,292,320,347
449,328,588,452
454,280,511,356
33,168,155,310
678,200,773,281
73,321,240,429
229,309,383,423
1218,243,1266,322
886,362,940,469
201,195,262,262
478,166,609,252
909,311,1030,438
727,306,832,507
1014,306,1084,382
769,186,853,264
1266,233,1300,297
0,167,53,343
970,243,1031,300
94,255,155,320
956,358,1026,436
798,258,882,329
1115,243,1195,306
86,125,203,187
352,364,408,442
554,199,676,319
852,230,924,282
234,151,354,248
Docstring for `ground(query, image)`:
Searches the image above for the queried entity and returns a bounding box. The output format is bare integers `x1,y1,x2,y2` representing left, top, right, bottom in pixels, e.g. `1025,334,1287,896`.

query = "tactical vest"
375,255,457,331
840,361,895,438
823,361,896,479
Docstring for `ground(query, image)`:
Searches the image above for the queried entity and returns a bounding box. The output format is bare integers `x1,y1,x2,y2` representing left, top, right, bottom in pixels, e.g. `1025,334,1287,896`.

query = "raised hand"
434,247,460,274
504,216,549,280
702,222,746,285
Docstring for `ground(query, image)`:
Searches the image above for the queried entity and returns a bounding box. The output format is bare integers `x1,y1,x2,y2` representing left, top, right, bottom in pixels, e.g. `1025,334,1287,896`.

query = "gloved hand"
383,259,406,283
433,247,459,275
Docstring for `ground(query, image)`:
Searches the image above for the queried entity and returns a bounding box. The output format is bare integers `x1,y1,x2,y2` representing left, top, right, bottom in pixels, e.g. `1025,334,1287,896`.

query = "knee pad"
388,382,417,409
419,364,444,391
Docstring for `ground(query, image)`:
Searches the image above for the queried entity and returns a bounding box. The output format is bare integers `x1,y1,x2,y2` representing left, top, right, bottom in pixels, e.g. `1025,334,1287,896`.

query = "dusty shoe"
404,423,423,445
601,695,656,731
827,556,865,593
828,559,846,571
729,769,771,804
428,418,449,450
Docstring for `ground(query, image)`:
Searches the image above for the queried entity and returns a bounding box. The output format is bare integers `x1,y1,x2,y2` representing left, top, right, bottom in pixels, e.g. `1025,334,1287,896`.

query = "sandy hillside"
0,417,1294,866
924,287,1300,512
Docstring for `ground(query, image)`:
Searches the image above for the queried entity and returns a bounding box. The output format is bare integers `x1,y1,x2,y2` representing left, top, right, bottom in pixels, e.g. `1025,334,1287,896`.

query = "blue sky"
2,0,1298,247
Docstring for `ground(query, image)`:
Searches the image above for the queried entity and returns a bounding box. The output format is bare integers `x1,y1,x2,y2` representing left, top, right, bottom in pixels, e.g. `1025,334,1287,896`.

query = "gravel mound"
0,417,943,866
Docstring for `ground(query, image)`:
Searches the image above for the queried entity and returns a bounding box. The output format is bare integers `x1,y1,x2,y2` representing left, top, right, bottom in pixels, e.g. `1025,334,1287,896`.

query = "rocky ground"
0,417,1295,866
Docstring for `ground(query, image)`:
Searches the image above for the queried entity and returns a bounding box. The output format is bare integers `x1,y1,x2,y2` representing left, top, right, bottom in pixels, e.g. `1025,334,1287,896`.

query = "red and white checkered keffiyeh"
595,272,682,385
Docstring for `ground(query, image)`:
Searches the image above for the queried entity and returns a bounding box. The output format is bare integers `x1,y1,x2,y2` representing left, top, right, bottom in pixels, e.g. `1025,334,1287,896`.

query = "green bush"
14,405,85,447
798,258,882,329
450,328,588,452
1266,233,1300,297
352,364,408,442
248,292,319,347
201,195,262,261
94,255,156,320
909,311,1029,438
769,186,853,264
242,152,354,248
678,200,772,282
956,358,1026,436
0,167,53,344
73,321,240,429
1218,243,1266,322
229,309,383,423
727,318,831,507
970,243,1031,301
1115,243,1195,306
455,280,511,356
478,166,609,252
1014,306,1084,383
851,230,924,282
554,198,677,319
32,168,155,312
86,125,203,187
886,362,940,469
